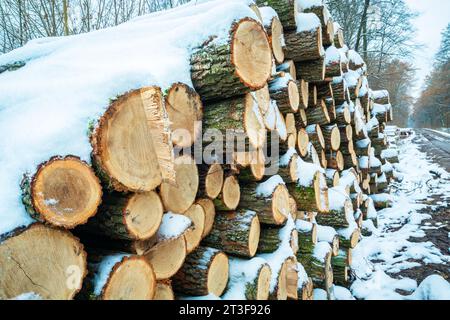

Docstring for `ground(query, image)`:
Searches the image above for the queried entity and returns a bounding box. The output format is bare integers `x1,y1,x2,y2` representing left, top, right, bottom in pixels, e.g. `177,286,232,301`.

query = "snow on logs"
21,156,102,229
191,18,273,102
0,224,87,300
299,1,335,47
226,257,272,300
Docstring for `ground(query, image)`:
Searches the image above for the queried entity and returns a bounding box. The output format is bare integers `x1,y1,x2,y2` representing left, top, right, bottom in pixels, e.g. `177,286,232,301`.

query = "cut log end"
154,281,175,300
272,184,292,224
207,252,230,296
183,204,206,254
124,192,164,240
288,80,300,112
248,216,261,257
197,198,216,239
232,19,273,90
102,256,156,300
204,163,224,199
144,236,187,280
91,87,169,192
165,83,203,148
256,264,272,300
271,17,285,64
0,224,87,300
28,156,102,228
160,155,199,214
297,129,310,157
222,175,241,211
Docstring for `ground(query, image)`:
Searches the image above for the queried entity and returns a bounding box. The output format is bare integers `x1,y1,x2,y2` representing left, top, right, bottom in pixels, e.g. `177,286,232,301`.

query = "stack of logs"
0,0,400,300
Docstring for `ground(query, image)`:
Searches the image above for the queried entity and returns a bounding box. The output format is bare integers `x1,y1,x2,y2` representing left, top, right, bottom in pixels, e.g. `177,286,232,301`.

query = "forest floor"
346,130,450,300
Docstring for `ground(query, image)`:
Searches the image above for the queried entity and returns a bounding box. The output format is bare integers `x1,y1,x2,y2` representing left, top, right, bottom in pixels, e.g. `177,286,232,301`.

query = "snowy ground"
334,131,450,300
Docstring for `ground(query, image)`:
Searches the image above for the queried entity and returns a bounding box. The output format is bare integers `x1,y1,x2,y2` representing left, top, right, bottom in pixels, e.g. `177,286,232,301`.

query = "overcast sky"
404,0,450,94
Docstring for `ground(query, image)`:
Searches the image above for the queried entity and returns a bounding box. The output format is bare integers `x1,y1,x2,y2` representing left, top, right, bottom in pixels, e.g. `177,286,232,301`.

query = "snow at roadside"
0,0,258,236
350,133,450,300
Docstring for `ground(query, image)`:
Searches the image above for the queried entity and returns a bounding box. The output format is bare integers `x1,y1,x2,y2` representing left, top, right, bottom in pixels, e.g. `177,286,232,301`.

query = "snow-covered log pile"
0,0,398,300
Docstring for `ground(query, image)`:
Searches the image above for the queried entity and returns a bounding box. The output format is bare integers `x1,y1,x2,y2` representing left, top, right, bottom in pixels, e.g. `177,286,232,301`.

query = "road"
415,129,450,172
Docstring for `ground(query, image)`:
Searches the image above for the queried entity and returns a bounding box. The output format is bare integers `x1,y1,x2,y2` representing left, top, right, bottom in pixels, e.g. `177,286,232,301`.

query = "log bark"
91,87,174,192
0,224,87,300
284,27,323,62
258,226,298,254
322,124,341,151
335,104,351,125
306,100,330,126
302,5,334,46
331,253,349,287
297,252,333,291
255,0,298,31
203,210,260,258
295,219,318,254
172,246,229,296
269,74,300,114
296,57,326,82
239,179,290,226
191,18,272,101
325,169,340,188
21,156,102,229
306,124,325,152
268,258,289,300
80,191,163,241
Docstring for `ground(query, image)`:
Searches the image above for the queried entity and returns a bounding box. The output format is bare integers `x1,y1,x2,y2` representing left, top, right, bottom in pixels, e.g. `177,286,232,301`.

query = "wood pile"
0,0,399,300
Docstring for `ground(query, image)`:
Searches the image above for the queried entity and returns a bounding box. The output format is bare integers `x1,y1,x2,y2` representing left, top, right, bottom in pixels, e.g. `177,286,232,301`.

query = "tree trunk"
197,163,224,200
255,0,298,31
203,93,267,151
302,5,334,46
284,27,323,62
295,219,318,254
80,191,163,241
306,100,331,126
203,210,260,258
261,14,285,64
306,124,326,152
154,280,175,300
258,226,298,254
322,124,341,151
296,58,326,82
269,74,300,114
172,246,229,297
239,179,290,226
191,18,272,101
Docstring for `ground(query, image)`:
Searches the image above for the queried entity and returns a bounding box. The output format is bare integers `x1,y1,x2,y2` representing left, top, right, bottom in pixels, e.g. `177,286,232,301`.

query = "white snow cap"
325,46,341,65
259,6,279,28
297,0,324,10
256,175,285,198
157,212,192,241
295,12,322,33
0,0,260,236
